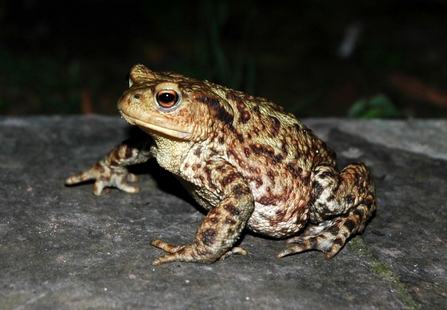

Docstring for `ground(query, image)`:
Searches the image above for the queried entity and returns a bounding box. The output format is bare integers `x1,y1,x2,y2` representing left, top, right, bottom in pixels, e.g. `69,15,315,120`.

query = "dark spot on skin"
267,171,275,181
250,143,262,154
235,132,244,142
237,101,246,110
259,196,276,205
328,226,340,236
218,137,225,144
346,195,355,205
344,218,356,231
270,116,280,127
225,91,237,100
224,204,240,216
201,229,217,246
209,217,219,224
319,170,337,179
225,217,236,225
281,140,288,155
328,194,335,202
125,146,133,159
226,91,245,109
240,111,251,123
204,166,211,178
363,197,373,209
273,154,284,164
294,124,301,131
244,148,251,157
197,95,234,126
197,175,205,184
303,173,312,186
203,166,216,190
221,172,240,187
253,105,260,114
270,116,281,136
275,209,286,220
333,237,344,246
312,181,324,199
353,208,364,219
286,163,303,178
249,143,282,165
194,147,202,157
218,166,227,173
255,177,263,187
232,184,251,199
307,239,317,248
208,208,221,217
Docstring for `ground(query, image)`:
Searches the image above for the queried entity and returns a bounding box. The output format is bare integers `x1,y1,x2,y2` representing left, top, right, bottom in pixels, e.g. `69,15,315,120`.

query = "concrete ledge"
1,116,446,309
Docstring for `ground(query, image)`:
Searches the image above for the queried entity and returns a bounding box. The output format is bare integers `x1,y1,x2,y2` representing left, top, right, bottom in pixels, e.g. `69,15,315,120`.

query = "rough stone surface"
1,116,446,309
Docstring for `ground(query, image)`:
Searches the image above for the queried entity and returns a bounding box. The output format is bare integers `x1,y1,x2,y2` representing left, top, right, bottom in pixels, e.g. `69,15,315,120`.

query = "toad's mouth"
119,111,191,140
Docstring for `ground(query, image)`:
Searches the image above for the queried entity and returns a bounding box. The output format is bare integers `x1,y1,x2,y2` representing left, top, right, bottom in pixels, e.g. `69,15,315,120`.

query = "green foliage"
348,94,401,119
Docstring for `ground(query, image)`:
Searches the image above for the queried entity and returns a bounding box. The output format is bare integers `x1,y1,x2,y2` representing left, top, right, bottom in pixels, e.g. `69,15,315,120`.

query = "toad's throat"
120,111,191,140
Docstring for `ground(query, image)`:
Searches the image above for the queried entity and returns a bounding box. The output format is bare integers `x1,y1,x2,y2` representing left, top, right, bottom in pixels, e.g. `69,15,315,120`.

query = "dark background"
1,0,447,118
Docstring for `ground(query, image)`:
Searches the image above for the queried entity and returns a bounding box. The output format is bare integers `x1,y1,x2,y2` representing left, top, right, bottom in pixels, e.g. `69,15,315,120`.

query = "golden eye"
156,90,180,108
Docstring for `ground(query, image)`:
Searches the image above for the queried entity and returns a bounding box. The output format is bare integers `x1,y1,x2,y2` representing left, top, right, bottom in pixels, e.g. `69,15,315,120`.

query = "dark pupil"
159,92,175,103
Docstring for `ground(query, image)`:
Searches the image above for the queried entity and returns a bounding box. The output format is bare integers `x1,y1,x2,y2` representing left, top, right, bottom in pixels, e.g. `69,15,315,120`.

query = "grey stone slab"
1,116,446,309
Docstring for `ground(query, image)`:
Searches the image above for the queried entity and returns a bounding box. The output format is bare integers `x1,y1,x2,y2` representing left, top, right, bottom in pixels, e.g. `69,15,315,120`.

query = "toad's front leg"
65,137,152,195
151,161,254,265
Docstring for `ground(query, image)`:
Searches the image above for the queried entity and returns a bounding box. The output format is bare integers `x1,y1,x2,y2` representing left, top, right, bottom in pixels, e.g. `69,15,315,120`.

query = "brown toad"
65,64,376,265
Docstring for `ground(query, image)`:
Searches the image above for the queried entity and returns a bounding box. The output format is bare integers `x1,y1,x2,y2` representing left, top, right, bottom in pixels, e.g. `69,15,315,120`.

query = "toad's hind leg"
276,162,376,259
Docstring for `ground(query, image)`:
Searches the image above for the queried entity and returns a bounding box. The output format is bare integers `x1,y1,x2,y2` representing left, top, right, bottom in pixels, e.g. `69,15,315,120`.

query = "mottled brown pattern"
224,204,240,217
65,64,376,265
201,229,217,246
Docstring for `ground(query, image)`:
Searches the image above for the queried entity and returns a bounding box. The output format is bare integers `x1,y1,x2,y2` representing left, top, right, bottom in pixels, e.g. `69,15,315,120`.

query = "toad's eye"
156,90,180,109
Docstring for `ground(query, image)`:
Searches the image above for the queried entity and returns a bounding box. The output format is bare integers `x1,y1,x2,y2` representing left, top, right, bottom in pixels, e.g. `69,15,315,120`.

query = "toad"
65,64,376,265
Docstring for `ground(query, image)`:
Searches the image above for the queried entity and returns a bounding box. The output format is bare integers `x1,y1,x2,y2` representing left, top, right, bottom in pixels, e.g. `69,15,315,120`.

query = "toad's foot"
65,161,140,196
151,240,247,265
275,207,368,259
65,138,152,195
